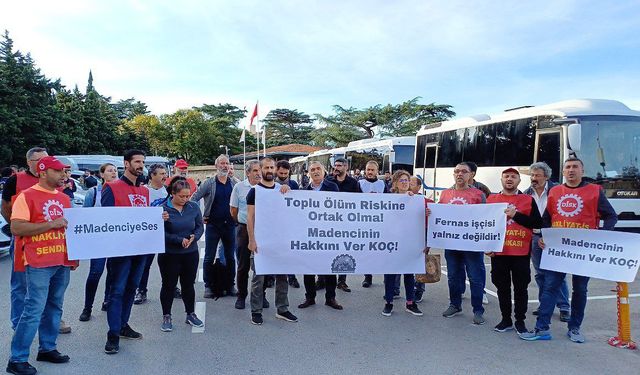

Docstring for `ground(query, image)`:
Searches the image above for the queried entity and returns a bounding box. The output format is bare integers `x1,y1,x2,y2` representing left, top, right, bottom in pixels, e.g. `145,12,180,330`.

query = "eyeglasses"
398,178,410,183
453,170,470,175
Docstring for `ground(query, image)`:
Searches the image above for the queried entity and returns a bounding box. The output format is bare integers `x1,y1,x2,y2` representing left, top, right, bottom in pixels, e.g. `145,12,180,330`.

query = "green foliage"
263,108,314,147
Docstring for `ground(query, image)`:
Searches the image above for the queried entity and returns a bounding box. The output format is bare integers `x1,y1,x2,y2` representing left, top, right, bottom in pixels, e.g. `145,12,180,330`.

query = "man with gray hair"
230,160,263,309
191,154,237,298
524,161,570,322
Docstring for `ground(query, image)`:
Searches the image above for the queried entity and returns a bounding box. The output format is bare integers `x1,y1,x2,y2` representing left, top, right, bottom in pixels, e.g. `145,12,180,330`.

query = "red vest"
547,184,600,229
14,187,78,271
487,193,533,256
439,187,484,205
108,179,150,207
12,172,39,203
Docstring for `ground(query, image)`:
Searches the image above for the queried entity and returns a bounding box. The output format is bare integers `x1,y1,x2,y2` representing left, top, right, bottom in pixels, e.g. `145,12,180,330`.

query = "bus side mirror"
567,123,581,152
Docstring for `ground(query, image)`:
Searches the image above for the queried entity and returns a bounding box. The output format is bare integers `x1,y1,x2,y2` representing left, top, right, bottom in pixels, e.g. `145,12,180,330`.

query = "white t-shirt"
147,184,168,205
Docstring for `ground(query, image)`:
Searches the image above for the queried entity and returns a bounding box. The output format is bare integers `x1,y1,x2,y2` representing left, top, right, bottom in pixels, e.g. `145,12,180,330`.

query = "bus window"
494,119,536,166
463,124,496,167
438,129,465,167
536,131,561,183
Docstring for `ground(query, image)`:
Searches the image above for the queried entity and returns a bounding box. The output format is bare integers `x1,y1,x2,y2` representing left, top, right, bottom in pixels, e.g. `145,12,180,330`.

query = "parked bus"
306,147,346,174
289,155,308,186
414,99,640,231
344,136,415,177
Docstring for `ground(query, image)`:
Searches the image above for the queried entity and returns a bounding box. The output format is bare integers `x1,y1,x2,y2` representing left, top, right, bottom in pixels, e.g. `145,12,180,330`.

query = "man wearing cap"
486,168,542,335
521,158,617,343
7,156,78,375
167,159,197,197
2,147,50,332
100,150,150,354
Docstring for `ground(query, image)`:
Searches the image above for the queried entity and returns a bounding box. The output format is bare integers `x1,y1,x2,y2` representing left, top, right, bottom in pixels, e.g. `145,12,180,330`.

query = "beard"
263,172,274,181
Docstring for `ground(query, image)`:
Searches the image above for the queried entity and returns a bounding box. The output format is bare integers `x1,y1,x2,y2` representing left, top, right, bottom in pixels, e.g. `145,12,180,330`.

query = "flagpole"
256,101,260,160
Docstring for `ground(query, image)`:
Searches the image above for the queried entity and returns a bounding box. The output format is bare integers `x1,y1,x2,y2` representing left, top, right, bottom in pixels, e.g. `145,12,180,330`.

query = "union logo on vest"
556,193,584,217
449,197,468,205
42,199,65,221
128,194,148,207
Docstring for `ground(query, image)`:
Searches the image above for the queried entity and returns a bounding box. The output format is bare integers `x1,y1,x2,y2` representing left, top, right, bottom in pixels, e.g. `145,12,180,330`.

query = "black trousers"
304,274,337,301
235,224,251,299
490,255,531,322
158,251,199,315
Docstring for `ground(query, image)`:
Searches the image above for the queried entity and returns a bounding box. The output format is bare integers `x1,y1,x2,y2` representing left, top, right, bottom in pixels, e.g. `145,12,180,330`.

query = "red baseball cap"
37,156,70,172
174,159,189,169
502,167,520,175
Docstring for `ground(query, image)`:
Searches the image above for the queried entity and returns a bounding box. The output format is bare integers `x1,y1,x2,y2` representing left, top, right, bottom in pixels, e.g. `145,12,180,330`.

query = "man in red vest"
166,159,197,197
437,162,487,325
100,150,150,354
486,168,542,335
2,147,48,332
521,158,617,343
7,156,78,375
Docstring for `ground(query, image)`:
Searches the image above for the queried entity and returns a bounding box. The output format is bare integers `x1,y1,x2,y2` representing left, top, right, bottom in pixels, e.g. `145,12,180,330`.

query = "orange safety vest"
547,184,600,229
13,187,78,271
487,193,533,256
108,179,150,207
11,172,39,204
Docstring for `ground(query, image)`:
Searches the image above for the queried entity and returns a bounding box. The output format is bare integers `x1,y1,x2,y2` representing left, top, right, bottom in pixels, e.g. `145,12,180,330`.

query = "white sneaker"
482,293,489,305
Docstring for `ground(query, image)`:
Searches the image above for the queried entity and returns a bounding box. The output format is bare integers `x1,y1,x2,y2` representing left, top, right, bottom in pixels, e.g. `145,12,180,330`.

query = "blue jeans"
384,274,415,303
445,250,485,314
535,271,589,331
10,265,70,362
83,258,112,310
137,254,155,293
9,237,27,330
530,234,570,312
203,221,236,289
106,255,146,335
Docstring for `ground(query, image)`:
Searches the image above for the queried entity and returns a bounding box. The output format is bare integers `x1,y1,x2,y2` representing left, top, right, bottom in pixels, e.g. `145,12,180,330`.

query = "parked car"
0,215,10,258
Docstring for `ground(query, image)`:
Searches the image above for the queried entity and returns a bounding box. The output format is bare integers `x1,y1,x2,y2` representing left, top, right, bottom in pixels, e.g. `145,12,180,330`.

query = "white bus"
306,147,346,173
289,155,308,186
414,99,640,231
344,136,416,177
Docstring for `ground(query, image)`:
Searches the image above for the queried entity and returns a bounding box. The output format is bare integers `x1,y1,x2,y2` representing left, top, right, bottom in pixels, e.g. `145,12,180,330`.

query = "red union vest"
12,172,39,204
487,193,533,256
547,184,600,229
165,176,197,197
439,187,484,205
14,187,78,271
108,178,149,207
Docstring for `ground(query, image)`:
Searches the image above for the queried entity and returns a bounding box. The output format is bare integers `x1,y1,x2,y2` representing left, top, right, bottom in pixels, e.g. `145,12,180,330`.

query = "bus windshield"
578,116,640,180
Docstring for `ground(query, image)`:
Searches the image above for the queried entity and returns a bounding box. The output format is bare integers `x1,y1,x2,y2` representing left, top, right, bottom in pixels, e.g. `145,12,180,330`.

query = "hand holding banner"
540,228,640,282
64,207,165,260
426,203,507,252
254,189,426,275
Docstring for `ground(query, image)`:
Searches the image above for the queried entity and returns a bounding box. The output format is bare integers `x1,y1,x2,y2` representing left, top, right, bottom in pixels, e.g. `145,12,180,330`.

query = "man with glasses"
2,148,53,331
434,162,487,325
326,157,361,292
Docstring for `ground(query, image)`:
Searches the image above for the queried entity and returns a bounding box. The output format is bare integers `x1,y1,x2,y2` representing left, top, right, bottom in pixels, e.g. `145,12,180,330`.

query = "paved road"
1,246,638,375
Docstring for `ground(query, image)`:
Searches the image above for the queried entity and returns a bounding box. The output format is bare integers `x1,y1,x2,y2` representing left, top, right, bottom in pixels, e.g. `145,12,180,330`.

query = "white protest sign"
64,207,165,260
540,228,640,282
426,203,507,252
254,189,425,275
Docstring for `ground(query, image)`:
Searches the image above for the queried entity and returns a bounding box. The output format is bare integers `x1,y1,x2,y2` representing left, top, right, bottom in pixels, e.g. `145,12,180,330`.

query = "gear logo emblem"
556,194,583,217
449,197,468,205
128,194,148,207
42,199,64,222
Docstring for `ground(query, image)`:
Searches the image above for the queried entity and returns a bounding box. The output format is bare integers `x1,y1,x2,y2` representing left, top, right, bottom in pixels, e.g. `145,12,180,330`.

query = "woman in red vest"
486,168,542,335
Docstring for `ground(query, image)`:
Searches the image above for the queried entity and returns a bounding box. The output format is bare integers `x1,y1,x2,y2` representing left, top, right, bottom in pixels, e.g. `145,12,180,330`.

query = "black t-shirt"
1,171,38,202
246,182,276,206
326,175,361,193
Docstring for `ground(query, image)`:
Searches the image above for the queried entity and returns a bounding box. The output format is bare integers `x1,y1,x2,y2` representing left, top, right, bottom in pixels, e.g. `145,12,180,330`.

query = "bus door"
423,143,439,198
535,129,562,183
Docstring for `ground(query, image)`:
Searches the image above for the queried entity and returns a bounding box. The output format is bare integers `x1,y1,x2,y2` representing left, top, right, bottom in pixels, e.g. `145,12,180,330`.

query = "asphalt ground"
1,245,639,375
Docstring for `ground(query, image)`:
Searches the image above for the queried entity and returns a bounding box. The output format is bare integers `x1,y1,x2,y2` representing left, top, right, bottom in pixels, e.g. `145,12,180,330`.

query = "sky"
2,0,640,126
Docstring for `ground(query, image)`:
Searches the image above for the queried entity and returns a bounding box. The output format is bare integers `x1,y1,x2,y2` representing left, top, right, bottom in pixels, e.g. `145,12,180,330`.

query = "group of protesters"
2,145,618,375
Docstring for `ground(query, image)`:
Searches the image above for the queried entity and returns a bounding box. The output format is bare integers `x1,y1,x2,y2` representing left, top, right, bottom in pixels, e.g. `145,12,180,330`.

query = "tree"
120,114,171,156
263,108,315,146
113,98,149,121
